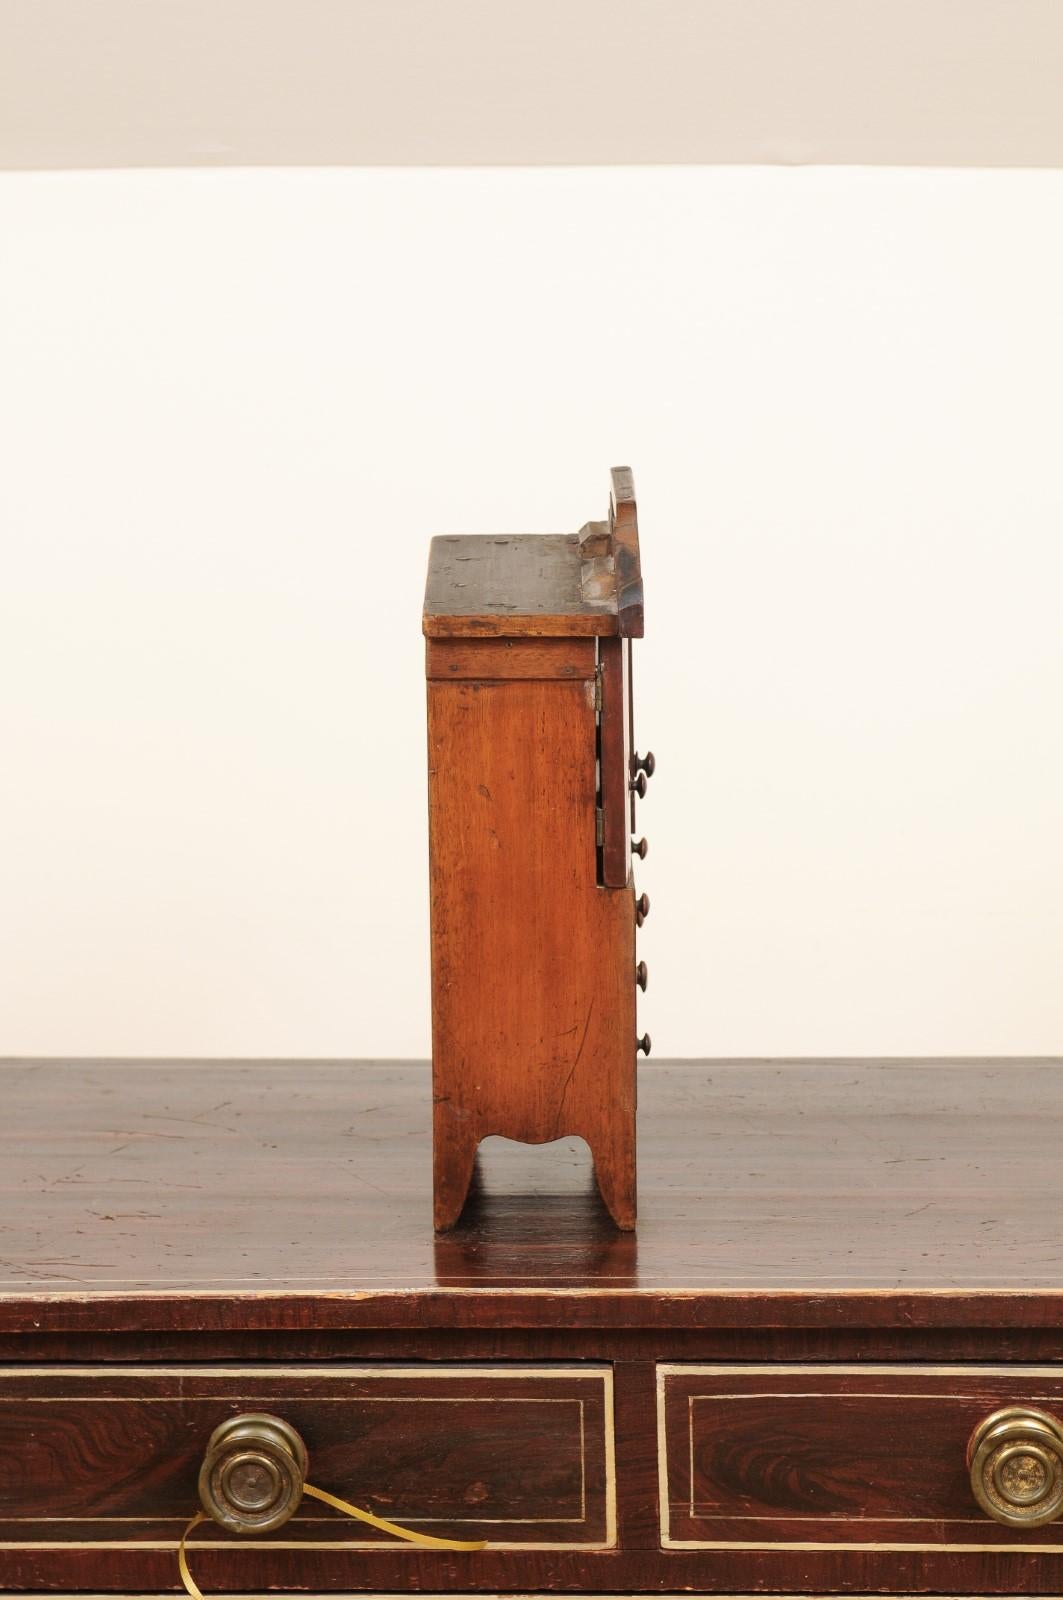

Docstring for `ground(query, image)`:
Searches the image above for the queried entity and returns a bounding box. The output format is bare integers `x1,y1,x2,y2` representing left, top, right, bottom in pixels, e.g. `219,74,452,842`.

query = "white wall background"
7,0,1063,170
1,166,1061,1059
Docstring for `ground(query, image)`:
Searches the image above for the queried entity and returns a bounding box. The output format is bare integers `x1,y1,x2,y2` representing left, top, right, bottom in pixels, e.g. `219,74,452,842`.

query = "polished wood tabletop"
2,1059,1061,1334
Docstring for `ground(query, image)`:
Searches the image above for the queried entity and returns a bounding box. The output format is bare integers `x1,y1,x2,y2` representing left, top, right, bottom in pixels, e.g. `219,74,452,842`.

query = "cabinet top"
2,1059,1062,1338
422,466,644,639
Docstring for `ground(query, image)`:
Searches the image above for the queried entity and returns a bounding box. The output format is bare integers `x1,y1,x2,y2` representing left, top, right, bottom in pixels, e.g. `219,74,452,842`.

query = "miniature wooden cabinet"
423,467,652,1230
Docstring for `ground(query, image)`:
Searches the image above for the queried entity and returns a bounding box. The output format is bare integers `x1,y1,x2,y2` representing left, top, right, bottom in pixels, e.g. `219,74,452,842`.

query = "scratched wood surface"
4,1063,1063,1593
1,1061,1063,1331
423,536,620,638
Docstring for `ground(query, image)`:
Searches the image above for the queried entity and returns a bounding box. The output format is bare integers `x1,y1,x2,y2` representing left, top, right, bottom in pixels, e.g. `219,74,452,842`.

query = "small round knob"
199,1413,308,1534
636,960,648,991
635,891,650,927
630,772,648,799
631,837,648,859
967,1406,1063,1527
632,751,656,778
637,1032,652,1056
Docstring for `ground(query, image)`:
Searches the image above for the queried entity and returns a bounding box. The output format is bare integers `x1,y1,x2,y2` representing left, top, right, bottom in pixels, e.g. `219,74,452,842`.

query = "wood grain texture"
608,467,644,639
659,1365,1063,1550
425,638,596,681
597,637,633,887
5,1057,1063,1592
4,1342,1063,1591
423,472,647,1228
5,1358,1063,1600
7,1545,1063,1595
2,1061,1063,1334
426,673,636,1229
423,536,619,639
421,466,645,644
0,1366,613,1549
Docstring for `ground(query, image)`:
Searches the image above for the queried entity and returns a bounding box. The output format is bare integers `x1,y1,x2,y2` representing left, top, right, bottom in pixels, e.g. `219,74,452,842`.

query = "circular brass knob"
636,959,648,991
631,836,648,859
967,1406,1063,1528
632,751,656,778
630,771,648,799
635,891,650,927
199,1413,308,1534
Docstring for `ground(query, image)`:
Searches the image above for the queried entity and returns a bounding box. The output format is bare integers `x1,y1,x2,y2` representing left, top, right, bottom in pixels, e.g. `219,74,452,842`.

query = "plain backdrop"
6,0,1063,169
1,165,1062,1058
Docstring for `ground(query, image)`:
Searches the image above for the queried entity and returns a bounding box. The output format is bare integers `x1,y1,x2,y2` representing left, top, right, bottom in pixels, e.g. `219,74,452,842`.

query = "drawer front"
658,1364,1063,1552
0,1365,615,1553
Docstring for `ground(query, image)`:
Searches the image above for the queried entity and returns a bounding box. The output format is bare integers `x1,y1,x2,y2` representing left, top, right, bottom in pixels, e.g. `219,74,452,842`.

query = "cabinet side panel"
427,676,635,1163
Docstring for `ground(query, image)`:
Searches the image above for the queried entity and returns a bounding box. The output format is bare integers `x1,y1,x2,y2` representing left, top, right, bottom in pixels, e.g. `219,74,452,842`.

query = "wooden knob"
636,960,648,991
631,837,648,859
967,1406,1063,1527
637,1033,652,1056
635,892,650,927
632,751,656,778
199,1413,308,1534
630,771,648,799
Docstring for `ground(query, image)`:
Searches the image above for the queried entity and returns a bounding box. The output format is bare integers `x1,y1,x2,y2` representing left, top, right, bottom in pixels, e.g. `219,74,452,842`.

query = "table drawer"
658,1364,1063,1552
0,1364,615,1554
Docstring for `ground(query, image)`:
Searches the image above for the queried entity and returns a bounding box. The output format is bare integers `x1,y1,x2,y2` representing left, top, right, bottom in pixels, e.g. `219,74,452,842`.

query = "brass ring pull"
185,1411,486,1600
967,1406,1063,1527
198,1413,308,1534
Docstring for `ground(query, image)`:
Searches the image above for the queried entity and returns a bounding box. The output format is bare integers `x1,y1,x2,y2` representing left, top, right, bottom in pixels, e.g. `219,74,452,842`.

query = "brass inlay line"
690,1390,1063,1398
0,1363,608,1377
657,1363,1063,1551
5,1399,585,1528
686,1514,1042,1523
0,1366,615,1552
685,1390,1063,1526
0,1539,612,1552
4,1517,581,1525
4,1395,582,1404
660,1539,1063,1553
658,1363,1063,1376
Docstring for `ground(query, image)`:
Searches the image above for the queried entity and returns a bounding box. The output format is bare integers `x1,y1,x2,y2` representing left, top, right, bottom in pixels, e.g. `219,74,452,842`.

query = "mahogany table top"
2,1059,1061,1337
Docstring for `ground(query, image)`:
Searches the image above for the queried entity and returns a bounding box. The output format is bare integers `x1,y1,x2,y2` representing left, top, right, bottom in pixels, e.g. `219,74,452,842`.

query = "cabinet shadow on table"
431,1133,640,1283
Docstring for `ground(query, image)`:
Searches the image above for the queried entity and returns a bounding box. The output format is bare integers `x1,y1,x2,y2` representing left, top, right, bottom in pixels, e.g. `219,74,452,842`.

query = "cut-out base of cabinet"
5,1057,1063,1596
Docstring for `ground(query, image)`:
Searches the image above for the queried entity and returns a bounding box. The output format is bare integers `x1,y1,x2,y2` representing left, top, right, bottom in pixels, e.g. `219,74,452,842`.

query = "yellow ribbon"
301,1482,487,1547
180,1486,486,1598
178,1513,209,1600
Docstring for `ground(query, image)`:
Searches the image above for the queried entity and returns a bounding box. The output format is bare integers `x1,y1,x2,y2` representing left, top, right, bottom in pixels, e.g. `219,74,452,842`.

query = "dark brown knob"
630,771,648,799
632,751,656,778
637,1033,652,1056
636,960,648,991
199,1413,308,1534
631,837,648,859
635,891,650,927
